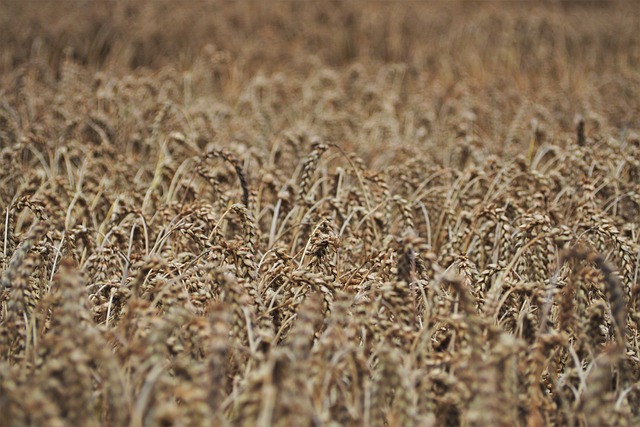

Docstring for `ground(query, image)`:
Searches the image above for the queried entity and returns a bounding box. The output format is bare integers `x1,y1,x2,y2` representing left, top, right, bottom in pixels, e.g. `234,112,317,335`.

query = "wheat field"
1,1,639,426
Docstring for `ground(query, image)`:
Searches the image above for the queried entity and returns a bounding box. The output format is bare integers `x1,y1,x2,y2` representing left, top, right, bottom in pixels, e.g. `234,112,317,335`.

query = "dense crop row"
1,1,639,426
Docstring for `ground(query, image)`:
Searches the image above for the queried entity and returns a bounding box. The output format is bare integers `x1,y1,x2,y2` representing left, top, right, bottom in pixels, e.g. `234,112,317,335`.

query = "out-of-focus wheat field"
1,1,639,426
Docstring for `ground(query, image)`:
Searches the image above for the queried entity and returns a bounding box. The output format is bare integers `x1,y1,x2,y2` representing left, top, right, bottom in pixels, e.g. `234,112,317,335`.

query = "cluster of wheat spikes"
1,1,640,426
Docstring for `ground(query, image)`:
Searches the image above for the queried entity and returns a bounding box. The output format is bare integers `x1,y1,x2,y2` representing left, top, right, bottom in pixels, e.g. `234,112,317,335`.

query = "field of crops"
1,1,639,426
